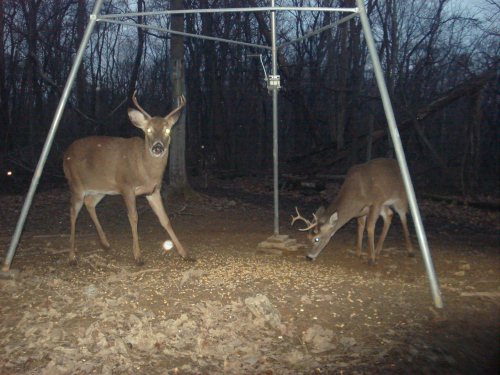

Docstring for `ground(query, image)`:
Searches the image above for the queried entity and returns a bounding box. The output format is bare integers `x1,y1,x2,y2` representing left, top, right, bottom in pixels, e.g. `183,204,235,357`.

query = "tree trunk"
366,102,375,162
335,4,348,151
127,0,145,136
461,90,483,197
200,0,221,169
169,0,194,198
75,0,87,134
0,0,10,153
21,0,43,163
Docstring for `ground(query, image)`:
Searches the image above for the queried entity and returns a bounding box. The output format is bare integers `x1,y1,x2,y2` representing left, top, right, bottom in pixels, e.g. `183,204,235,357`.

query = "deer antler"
177,94,186,108
166,95,186,119
291,207,318,231
132,90,151,119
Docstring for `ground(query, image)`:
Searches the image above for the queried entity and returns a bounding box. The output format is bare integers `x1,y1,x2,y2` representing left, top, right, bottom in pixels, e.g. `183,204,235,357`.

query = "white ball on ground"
163,240,174,251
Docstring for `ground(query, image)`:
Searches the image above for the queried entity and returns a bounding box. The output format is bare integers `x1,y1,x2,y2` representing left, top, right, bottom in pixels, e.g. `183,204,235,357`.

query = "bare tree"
0,0,10,154
169,0,193,197
0,0,497,197
127,0,145,123
75,0,87,133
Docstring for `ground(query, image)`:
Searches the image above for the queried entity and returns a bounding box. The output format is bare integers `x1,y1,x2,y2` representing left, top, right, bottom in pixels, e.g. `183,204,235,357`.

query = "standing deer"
63,92,192,265
291,158,414,264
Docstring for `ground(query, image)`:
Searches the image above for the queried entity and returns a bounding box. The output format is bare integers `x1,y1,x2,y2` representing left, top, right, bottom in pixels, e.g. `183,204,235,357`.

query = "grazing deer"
63,92,192,265
291,158,414,264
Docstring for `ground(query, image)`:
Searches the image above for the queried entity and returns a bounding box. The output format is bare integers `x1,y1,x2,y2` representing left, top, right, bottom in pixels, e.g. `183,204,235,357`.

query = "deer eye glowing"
164,128,170,135
314,237,320,243
147,128,153,134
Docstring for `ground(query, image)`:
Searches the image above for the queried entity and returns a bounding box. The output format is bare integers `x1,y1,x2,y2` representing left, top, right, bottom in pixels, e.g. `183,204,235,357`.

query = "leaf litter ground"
0,179,499,374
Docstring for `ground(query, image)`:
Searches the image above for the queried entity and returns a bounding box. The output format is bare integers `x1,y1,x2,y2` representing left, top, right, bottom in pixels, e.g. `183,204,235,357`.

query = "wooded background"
0,0,498,197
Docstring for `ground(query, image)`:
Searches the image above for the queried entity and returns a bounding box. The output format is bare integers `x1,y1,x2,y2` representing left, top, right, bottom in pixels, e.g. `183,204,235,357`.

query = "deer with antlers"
291,158,415,264
63,92,192,265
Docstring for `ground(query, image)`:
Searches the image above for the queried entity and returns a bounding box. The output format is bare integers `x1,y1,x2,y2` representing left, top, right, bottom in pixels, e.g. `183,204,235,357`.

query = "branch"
28,52,97,124
416,70,495,120
287,70,496,172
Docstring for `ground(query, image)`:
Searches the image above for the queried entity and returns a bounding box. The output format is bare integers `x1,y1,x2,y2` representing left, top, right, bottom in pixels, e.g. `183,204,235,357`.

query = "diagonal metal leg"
2,0,105,272
356,0,443,308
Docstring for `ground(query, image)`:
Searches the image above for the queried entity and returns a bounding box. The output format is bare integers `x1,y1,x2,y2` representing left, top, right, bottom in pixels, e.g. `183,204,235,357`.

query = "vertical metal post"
270,0,280,235
2,0,105,272
355,0,443,308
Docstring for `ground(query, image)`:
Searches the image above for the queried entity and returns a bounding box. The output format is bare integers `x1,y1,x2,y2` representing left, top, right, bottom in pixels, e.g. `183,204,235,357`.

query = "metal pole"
2,0,105,272
98,6,359,19
355,0,443,308
100,19,272,51
270,0,280,235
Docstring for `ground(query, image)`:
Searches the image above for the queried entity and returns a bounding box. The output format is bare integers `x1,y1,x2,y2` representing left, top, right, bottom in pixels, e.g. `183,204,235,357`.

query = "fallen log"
420,193,500,211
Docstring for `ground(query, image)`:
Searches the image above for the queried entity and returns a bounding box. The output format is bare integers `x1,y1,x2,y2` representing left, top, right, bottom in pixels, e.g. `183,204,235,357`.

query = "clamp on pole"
248,54,281,91
267,74,281,91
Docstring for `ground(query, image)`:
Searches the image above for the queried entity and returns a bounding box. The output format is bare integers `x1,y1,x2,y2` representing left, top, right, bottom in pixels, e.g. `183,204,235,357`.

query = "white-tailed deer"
63,92,192,265
291,158,414,264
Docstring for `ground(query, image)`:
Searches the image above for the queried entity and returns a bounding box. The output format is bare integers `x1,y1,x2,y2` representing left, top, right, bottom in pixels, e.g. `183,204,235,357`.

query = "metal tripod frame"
3,0,443,308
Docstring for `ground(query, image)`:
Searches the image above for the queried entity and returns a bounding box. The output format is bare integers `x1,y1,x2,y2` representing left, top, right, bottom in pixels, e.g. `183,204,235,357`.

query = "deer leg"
84,194,110,250
375,207,394,257
356,216,366,258
122,191,143,266
398,211,415,257
146,190,193,261
69,193,84,265
365,205,380,265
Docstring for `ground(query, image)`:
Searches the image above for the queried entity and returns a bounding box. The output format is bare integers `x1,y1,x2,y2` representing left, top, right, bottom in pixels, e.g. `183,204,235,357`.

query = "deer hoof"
183,256,197,263
101,242,111,251
135,258,145,266
367,258,377,266
68,258,77,266
306,255,315,261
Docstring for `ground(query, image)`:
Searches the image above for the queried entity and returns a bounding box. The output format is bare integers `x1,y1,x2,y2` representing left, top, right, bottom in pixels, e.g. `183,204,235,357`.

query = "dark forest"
0,0,498,198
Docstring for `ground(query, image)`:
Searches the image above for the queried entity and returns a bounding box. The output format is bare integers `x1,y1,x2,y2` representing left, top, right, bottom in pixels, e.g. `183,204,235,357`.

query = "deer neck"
325,189,364,229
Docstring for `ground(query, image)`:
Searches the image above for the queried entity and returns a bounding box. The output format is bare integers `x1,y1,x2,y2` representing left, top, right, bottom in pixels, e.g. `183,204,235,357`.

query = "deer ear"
315,206,326,217
165,110,183,129
128,108,149,130
328,212,338,225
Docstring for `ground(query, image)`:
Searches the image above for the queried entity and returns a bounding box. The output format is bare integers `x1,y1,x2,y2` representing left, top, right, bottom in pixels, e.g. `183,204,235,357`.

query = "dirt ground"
0,176,499,374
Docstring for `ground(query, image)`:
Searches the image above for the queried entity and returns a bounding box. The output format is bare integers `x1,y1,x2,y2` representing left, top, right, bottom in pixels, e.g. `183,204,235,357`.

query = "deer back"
322,158,405,226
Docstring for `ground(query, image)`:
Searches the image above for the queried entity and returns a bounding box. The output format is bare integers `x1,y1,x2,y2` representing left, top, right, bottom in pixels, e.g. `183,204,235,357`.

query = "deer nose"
151,141,165,156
